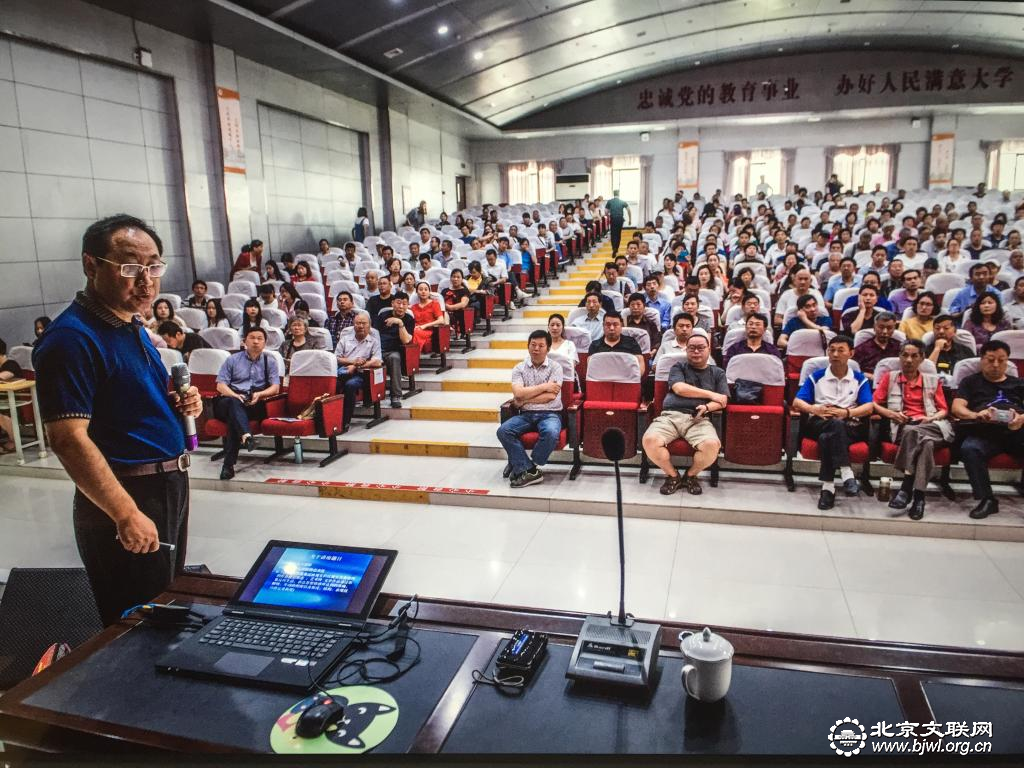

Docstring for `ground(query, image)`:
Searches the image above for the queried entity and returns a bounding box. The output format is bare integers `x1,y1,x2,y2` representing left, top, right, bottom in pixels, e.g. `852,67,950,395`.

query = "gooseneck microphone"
170,362,199,451
601,429,628,627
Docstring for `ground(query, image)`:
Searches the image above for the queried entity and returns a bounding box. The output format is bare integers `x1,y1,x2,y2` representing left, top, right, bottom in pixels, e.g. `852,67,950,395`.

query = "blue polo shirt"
33,292,184,466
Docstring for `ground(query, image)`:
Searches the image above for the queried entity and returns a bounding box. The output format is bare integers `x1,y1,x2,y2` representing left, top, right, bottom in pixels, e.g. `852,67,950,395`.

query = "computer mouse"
295,698,346,739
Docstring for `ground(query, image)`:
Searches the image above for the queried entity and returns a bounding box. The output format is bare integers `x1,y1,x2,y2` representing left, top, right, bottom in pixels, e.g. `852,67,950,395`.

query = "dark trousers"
610,217,624,255
959,430,1024,500
384,350,404,400
804,416,868,481
213,396,267,468
337,372,365,426
73,470,189,626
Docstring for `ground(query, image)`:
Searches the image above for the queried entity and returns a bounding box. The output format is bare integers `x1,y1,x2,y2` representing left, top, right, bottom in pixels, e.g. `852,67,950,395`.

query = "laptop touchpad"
214,652,274,676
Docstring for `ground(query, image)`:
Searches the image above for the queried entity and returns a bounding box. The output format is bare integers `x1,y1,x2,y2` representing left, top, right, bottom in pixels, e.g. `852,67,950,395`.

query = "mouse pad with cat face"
270,686,399,754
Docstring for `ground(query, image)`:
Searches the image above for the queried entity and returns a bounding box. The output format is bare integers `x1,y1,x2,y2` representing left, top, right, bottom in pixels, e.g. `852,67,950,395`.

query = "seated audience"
278,283,300,316
240,299,270,339
411,282,447,351
872,339,952,520
926,314,974,381
158,321,210,363
899,291,937,340
496,330,565,489
291,299,319,328
623,293,661,351
257,283,278,310
443,269,471,339
374,291,414,408
778,294,832,348
334,311,382,429
31,316,51,346
185,280,208,308
280,316,326,371
1006,276,1024,329
723,313,780,366
213,327,281,480
951,340,1024,519
291,261,317,284
792,335,874,510
366,276,396,319
589,313,644,373
962,293,1011,347
0,337,24,453
205,298,230,328
149,298,185,332
572,293,607,342
853,312,900,379
641,329,726,496
325,291,358,347
948,263,999,317
577,280,617,316
841,284,884,334
654,313,694,364
888,268,923,317
546,313,578,365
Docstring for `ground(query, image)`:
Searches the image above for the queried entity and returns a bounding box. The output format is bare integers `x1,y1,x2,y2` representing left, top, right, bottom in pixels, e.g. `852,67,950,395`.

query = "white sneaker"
509,302,516,310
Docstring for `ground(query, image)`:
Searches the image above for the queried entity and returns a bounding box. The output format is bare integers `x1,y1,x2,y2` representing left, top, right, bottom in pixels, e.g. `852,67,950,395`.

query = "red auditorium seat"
639,355,722,486
723,354,786,467
261,350,348,467
499,356,581,480
580,351,644,478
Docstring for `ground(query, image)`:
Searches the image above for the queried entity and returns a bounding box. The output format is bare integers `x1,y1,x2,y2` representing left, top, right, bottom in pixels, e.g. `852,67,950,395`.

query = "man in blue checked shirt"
642,274,672,330
792,335,874,511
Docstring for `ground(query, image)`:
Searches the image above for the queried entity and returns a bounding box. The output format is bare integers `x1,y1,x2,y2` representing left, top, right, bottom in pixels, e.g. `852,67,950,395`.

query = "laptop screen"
232,542,397,621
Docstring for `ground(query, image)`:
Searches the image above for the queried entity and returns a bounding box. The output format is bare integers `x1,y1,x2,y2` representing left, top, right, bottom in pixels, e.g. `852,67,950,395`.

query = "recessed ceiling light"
472,51,483,60
437,24,449,35
863,41,871,46
808,116,821,122
694,60,701,65
951,43,960,49
571,17,581,26
487,101,494,107
777,47,784,52
616,79,622,84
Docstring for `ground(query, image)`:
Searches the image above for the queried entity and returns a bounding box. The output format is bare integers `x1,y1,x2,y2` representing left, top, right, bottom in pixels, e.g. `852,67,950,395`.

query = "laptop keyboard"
199,617,349,660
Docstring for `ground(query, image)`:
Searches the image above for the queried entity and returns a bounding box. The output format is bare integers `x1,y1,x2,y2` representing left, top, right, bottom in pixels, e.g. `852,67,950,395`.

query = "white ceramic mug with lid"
679,627,733,703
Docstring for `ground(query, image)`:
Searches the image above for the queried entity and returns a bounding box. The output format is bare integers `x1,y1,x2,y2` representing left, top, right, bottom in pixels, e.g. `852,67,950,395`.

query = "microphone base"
566,614,661,691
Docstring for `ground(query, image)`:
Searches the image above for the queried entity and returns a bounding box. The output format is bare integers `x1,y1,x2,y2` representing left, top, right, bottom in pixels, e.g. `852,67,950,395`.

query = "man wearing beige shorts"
642,328,728,495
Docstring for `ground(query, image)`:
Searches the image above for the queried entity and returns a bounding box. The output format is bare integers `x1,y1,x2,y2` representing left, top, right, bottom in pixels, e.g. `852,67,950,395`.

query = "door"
455,175,468,212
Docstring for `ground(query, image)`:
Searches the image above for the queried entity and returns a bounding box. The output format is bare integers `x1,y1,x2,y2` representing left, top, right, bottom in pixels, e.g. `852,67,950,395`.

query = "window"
831,146,894,193
726,149,784,197
986,140,1024,190
505,161,558,204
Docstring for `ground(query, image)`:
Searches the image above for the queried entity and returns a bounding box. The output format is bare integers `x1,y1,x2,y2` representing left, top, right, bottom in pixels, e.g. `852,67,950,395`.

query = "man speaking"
33,215,202,625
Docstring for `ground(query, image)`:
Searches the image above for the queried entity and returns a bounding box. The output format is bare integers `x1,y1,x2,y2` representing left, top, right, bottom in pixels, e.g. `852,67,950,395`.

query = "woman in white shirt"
939,238,965,273
205,298,231,329
546,313,578,365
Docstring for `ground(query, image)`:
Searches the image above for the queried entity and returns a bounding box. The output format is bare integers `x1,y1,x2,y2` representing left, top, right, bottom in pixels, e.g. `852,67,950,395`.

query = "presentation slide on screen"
251,548,374,613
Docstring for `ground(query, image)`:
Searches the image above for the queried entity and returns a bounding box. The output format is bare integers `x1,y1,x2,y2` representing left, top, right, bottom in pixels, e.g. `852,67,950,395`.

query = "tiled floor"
3,474,1024,652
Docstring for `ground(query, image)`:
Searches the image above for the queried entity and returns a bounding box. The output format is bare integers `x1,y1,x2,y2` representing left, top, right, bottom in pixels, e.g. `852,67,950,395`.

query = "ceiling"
227,0,1024,125
85,0,1024,133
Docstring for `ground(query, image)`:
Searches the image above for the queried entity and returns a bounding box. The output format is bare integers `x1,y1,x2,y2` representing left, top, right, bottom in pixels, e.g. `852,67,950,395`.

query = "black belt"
111,454,190,478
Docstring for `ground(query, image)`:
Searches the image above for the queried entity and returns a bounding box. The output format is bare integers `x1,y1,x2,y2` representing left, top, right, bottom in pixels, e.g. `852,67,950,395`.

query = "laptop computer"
156,540,397,690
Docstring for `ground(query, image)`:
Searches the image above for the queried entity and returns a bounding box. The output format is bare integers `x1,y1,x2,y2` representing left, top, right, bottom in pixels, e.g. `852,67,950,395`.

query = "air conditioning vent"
384,47,404,59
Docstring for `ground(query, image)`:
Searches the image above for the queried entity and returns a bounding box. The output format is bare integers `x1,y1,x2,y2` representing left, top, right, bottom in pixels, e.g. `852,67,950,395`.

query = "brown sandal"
685,475,702,495
660,474,684,495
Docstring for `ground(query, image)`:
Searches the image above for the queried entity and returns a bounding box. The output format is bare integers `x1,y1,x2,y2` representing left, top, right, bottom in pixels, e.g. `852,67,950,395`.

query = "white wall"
389,111,472,225
0,0,227,342
469,112,1024,212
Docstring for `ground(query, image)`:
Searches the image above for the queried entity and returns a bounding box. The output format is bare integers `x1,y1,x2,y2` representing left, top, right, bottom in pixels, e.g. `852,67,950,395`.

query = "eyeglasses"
93,256,167,278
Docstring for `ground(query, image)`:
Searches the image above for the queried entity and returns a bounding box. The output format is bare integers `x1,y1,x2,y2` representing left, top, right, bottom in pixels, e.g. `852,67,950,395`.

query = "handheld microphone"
170,362,199,451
